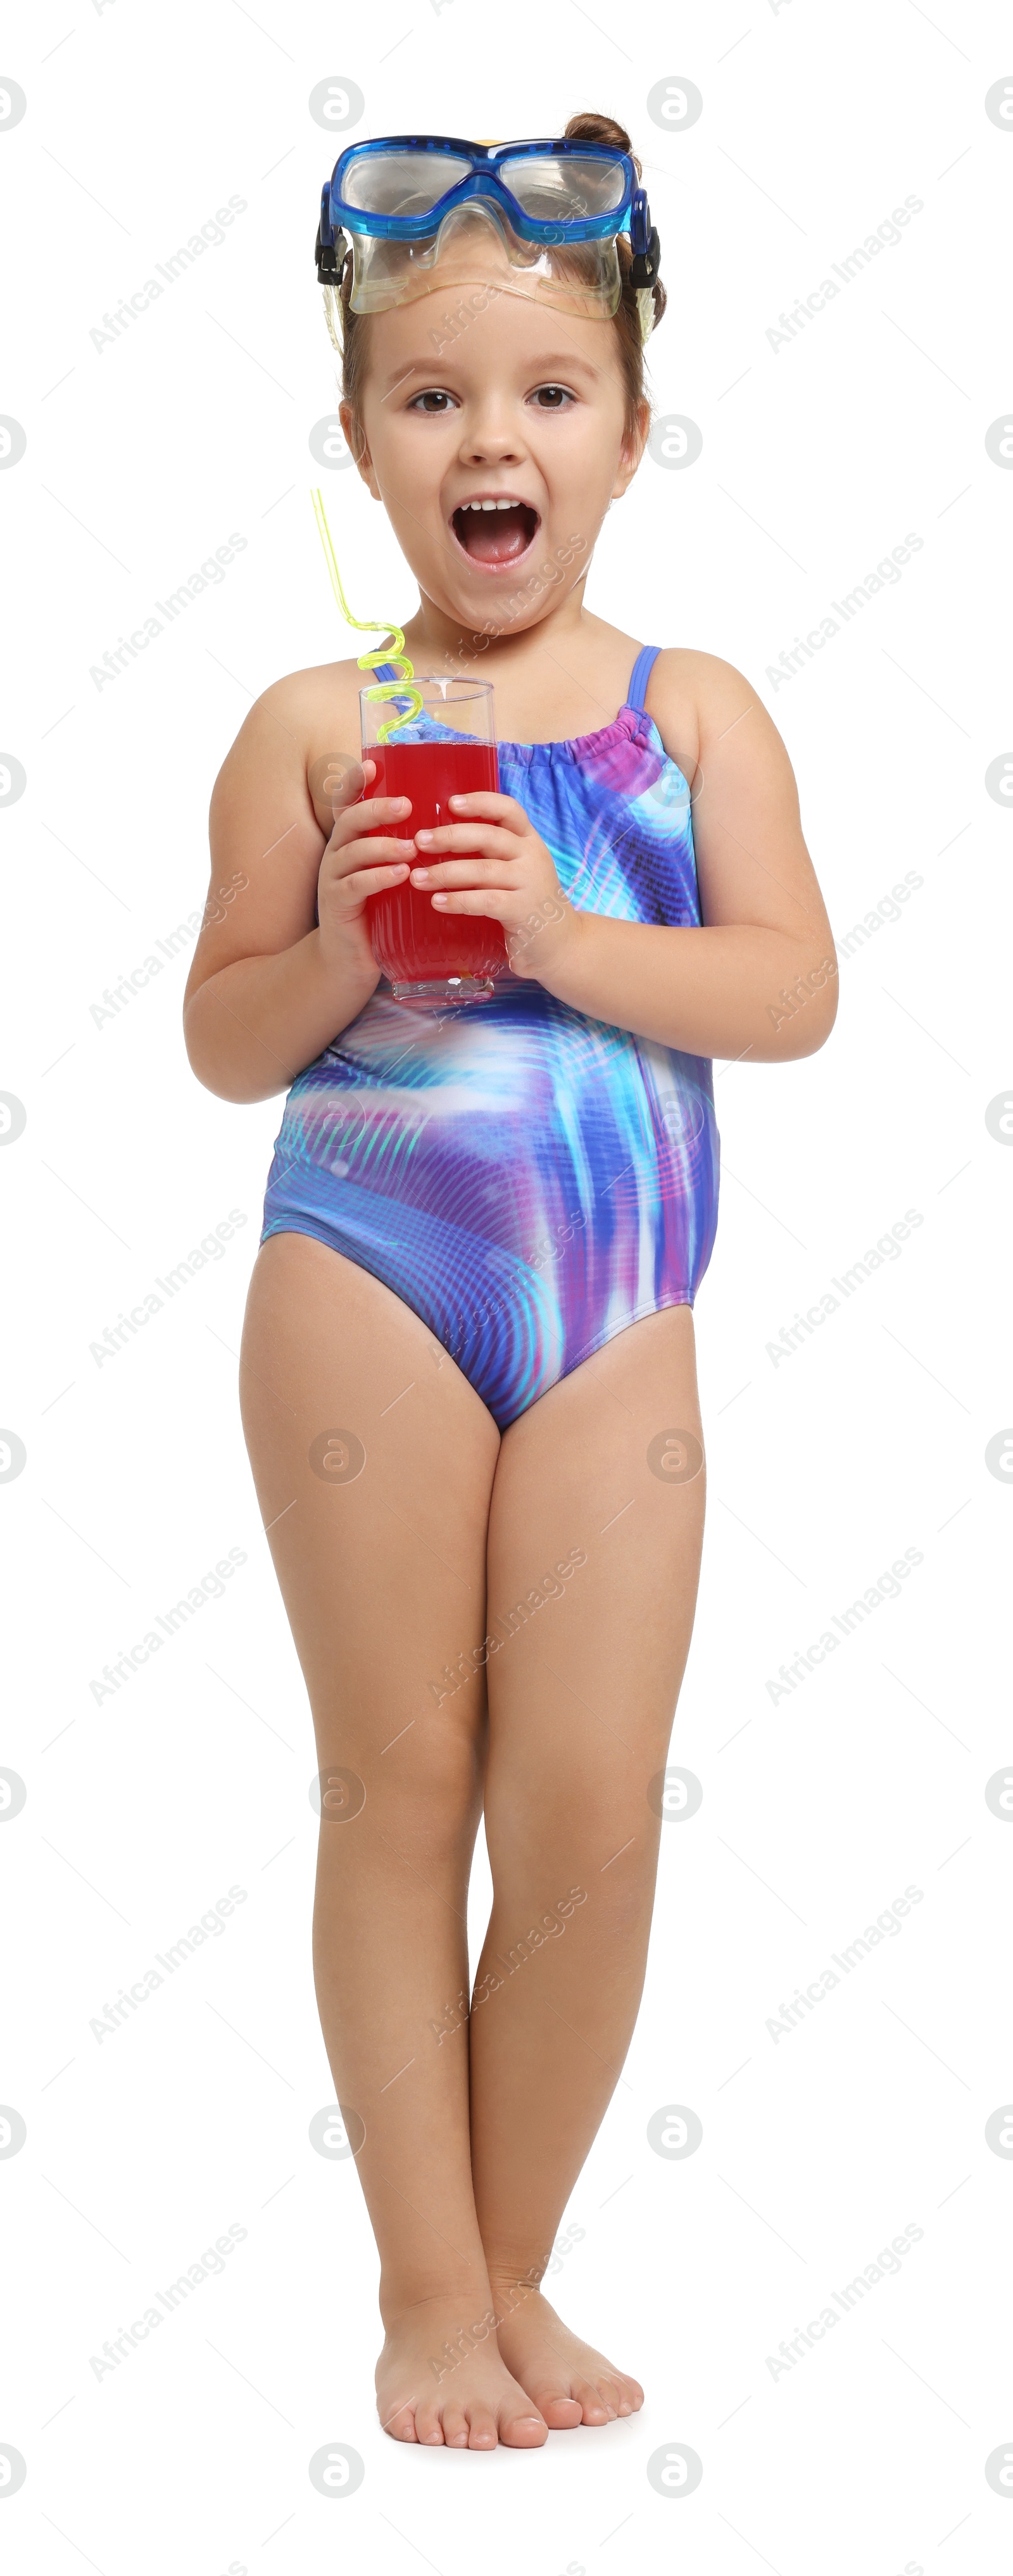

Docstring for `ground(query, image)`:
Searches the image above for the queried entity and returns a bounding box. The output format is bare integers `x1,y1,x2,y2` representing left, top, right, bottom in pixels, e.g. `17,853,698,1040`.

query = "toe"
534,2391,582,2430
619,2373,645,2415
465,2403,499,2450
571,2375,611,2425
500,2397,548,2447
441,2403,470,2447
412,2401,446,2446
380,2402,419,2442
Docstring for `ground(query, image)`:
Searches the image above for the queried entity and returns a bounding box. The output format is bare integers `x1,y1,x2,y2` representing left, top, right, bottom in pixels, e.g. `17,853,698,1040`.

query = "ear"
339,399,381,500
611,397,651,499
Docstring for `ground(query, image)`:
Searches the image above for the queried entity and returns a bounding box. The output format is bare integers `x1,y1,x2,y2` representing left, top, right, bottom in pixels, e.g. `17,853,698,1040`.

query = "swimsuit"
260,645,720,1428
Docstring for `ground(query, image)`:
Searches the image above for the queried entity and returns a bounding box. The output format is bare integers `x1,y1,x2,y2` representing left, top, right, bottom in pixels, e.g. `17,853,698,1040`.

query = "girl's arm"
411,653,838,1065
183,674,415,1103
532,653,838,1062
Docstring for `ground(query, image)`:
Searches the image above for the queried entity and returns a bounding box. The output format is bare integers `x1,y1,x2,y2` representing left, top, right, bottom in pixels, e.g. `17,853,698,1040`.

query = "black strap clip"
629,185,660,289
315,222,347,285
315,182,346,284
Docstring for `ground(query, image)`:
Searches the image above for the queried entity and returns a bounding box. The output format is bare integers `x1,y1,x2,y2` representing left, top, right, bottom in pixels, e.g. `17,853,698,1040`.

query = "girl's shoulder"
209,656,372,848
253,654,370,746
643,645,769,782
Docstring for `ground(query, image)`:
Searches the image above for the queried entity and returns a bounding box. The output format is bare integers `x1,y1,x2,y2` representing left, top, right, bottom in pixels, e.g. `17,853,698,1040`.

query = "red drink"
366,738,508,999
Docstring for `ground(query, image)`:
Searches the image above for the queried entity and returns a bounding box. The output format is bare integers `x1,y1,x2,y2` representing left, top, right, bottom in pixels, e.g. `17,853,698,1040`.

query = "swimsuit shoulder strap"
370,653,662,724
626,644,660,710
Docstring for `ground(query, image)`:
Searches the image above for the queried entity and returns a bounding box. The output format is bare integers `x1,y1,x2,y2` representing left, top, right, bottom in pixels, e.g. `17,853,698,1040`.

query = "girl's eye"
531,384,574,409
408,388,458,414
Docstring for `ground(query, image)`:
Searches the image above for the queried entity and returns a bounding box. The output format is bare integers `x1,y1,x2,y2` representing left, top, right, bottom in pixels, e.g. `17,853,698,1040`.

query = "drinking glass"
362,677,508,1005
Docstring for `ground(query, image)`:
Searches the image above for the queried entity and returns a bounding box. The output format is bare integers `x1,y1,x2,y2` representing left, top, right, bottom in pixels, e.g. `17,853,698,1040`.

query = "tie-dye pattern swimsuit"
261,646,720,1428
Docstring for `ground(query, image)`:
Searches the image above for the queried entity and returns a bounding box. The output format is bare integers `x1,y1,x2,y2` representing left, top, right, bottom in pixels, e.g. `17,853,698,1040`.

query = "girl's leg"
469,1305,705,2427
239,1233,547,2449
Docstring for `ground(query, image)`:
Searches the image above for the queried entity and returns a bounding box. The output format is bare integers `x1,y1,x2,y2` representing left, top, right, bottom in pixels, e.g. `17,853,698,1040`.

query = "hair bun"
563,109,664,334
563,110,641,182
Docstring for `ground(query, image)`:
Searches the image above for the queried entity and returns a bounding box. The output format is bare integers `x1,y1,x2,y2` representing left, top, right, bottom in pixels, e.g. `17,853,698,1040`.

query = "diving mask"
314,134,661,328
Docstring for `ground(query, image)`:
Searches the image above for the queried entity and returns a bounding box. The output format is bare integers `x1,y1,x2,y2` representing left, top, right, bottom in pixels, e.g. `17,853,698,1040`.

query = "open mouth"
451,498,540,569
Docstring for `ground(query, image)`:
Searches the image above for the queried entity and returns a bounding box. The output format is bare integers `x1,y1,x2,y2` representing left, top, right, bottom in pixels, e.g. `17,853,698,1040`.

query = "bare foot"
376,2294,548,2449
491,2281,645,2430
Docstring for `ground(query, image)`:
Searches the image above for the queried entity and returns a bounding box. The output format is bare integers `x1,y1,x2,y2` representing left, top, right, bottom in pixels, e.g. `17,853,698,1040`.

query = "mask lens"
348,220,623,319
500,153,627,220
343,149,474,218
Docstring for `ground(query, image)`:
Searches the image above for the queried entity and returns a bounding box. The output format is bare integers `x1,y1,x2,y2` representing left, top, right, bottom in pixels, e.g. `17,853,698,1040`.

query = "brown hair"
330,110,665,449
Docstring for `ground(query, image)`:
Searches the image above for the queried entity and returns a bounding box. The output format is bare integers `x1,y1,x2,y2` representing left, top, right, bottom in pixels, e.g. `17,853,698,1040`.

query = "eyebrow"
379,349,605,397
520,352,602,376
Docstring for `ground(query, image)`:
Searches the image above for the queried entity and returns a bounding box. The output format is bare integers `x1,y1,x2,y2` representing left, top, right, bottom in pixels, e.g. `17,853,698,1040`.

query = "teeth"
459,498,522,511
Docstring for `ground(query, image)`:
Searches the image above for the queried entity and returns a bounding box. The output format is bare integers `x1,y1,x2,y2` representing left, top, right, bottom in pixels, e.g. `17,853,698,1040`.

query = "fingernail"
415,827,434,845
413,867,430,883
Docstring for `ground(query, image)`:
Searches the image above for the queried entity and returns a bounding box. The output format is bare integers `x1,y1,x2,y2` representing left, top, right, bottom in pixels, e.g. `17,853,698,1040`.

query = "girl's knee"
368,1714,484,1854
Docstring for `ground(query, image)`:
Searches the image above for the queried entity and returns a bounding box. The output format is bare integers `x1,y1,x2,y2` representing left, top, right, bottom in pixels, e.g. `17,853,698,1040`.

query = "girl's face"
342,277,646,636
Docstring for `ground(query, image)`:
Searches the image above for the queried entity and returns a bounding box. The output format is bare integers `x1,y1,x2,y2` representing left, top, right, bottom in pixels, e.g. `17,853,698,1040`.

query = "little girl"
184,111,837,2451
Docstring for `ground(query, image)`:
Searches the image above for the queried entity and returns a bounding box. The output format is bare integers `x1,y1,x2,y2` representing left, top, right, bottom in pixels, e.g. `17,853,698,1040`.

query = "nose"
458,405,526,468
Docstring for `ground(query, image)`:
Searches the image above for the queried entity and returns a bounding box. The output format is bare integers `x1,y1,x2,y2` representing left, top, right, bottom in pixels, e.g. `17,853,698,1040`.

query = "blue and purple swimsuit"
261,646,720,1426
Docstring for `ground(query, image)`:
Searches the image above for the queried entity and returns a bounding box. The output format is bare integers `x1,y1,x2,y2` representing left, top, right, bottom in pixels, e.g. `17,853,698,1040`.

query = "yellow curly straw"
311,487,423,745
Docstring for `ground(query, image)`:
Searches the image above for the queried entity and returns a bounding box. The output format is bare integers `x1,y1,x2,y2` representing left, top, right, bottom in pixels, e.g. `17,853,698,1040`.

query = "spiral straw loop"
311,488,423,743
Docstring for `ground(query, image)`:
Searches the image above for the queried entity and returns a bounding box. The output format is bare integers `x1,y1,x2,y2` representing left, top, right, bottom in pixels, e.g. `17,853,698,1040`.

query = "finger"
410,858,513,887
326,862,411,900
330,810,412,855
429,889,513,919
413,824,519,861
446,791,530,830
334,794,412,836
329,836,417,870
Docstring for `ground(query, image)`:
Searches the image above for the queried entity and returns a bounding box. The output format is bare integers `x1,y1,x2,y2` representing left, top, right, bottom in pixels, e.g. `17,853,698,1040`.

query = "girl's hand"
409,791,581,981
316,755,415,976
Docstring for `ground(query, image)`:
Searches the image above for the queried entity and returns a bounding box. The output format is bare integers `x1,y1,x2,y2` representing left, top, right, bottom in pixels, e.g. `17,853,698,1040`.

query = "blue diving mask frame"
313,134,660,328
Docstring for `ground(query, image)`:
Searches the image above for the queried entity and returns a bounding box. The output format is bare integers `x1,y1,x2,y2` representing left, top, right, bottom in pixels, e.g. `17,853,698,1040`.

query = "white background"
1,2,1009,2570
